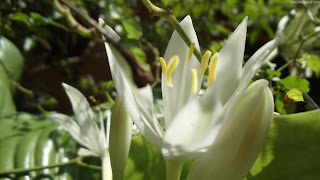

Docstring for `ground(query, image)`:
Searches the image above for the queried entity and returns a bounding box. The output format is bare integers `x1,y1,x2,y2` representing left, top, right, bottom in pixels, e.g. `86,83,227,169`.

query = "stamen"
190,69,198,93
200,50,212,75
188,43,196,62
159,57,167,76
208,52,219,87
166,56,180,87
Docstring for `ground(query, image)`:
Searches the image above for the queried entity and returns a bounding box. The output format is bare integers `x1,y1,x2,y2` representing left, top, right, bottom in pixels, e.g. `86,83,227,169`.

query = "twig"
141,0,203,62
0,156,101,176
52,0,94,37
52,0,155,87
11,80,47,114
277,30,319,72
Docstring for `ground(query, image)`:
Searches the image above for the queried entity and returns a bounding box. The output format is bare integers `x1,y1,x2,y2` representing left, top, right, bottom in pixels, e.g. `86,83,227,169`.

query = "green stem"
277,30,319,72
166,160,183,180
141,0,202,62
52,0,93,37
0,156,101,176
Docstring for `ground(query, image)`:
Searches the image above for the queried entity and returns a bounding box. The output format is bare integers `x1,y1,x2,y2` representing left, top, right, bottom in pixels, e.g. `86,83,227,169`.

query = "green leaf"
9,12,30,26
124,136,166,180
275,92,296,115
247,109,320,180
0,36,24,87
266,69,281,78
0,113,101,179
30,12,48,25
304,53,320,78
283,88,304,109
279,76,310,93
0,65,16,116
124,135,193,179
0,37,24,116
122,18,143,40
129,47,148,68
48,20,69,31
283,88,319,111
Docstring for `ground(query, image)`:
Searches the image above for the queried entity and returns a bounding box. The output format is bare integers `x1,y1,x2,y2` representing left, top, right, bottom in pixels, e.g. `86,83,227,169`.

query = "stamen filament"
159,57,167,76
188,43,196,62
200,50,212,75
190,69,198,93
166,56,180,87
208,52,219,87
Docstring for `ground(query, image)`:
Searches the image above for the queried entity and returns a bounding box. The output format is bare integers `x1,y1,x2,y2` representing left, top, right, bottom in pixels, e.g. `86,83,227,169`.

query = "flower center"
159,43,219,92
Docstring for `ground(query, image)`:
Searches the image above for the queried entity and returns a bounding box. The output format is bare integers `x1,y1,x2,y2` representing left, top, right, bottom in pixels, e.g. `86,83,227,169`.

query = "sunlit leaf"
275,92,296,115
124,136,166,180
0,113,101,179
247,110,320,180
122,18,143,40
0,36,24,87
279,76,310,93
283,88,319,111
9,12,30,26
283,88,304,109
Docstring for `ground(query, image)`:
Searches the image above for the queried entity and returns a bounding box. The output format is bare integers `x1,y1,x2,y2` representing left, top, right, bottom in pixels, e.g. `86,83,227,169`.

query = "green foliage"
304,53,320,78
0,37,24,87
247,110,320,180
0,37,24,116
124,136,166,180
0,113,101,180
279,76,310,93
122,18,143,40
274,76,310,114
266,69,281,78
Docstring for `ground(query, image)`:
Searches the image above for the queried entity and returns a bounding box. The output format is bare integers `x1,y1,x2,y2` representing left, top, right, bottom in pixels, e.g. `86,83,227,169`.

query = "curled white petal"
187,80,274,180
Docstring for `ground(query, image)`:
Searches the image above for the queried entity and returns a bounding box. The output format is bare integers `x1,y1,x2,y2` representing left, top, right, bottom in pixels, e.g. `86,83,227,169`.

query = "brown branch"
58,0,155,87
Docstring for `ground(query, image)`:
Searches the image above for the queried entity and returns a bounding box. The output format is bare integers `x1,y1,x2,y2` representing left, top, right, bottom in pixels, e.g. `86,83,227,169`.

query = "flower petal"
49,113,91,149
110,97,132,180
162,15,201,128
204,17,248,107
62,83,103,155
99,19,163,150
78,147,98,157
240,38,279,86
162,98,224,161
187,80,273,180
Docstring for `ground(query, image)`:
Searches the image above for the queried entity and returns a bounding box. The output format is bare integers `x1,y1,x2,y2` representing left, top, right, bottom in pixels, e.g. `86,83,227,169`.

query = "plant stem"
166,160,183,180
52,0,155,87
141,0,202,62
277,30,319,72
101,153,113,180
52,0,93,37
0,156,101,176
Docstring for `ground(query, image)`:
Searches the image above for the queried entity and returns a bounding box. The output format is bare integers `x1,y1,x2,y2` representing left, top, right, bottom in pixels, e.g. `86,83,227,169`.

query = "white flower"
99,18,164,151
186,79,274,180
49,83,132,180
49,83,108,158
100,16,278,179
160,16,277,161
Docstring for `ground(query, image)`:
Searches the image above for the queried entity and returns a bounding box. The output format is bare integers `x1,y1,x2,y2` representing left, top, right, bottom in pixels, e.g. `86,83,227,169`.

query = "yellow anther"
190,69,198,94
166,56,180,87
159,57,167,76
200,50,212,75
188,43,196,62
208,52,219,87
